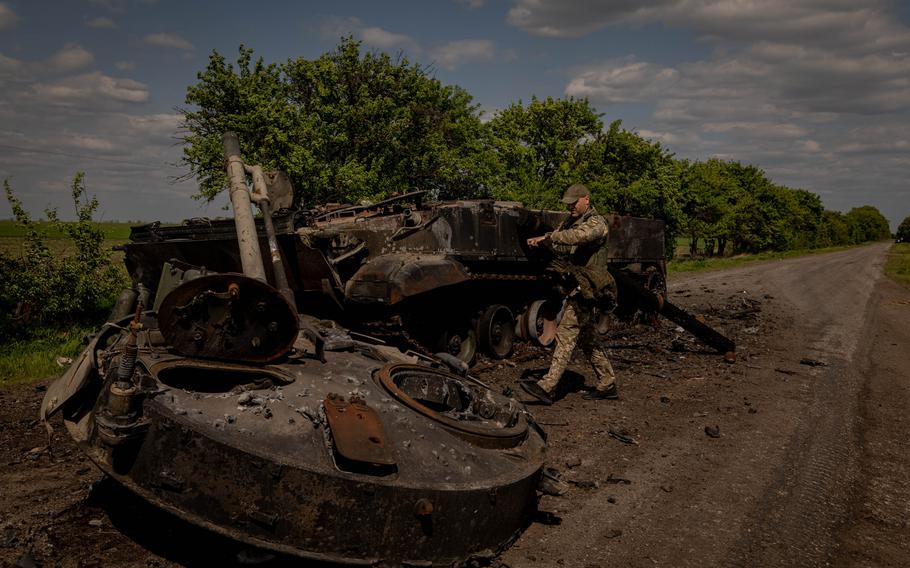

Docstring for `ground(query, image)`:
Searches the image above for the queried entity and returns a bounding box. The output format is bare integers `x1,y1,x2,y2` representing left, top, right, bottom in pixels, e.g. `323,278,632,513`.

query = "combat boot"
582,383,618,400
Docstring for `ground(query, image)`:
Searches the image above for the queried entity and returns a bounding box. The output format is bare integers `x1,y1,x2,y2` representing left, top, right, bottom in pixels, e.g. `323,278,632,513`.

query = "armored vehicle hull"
124,196,670,362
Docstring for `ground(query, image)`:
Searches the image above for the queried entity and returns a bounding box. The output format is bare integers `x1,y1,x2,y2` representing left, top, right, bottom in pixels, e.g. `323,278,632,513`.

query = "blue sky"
1,0,908,228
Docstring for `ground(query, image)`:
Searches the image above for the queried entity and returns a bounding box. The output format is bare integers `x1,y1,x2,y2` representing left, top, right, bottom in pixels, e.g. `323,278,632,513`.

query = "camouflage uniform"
536,206,616,395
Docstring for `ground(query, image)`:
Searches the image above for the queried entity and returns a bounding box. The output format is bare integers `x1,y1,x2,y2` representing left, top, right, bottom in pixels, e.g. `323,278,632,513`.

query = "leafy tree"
0,175,126,340
725,164,796,253
680,159,741,256
597,120,683,248
485,96,604,208
181,39,493,206
817,210,851,247
896,215,910,242
486,104,683,251
844,206,891,243
782,189,825,249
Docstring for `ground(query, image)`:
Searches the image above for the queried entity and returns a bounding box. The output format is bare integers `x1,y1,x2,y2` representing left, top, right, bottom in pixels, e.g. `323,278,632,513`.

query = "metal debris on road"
608,430,637,445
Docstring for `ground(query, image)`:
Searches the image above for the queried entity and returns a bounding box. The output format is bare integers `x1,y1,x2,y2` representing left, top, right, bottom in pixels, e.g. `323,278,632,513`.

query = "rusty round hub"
158,273,298,363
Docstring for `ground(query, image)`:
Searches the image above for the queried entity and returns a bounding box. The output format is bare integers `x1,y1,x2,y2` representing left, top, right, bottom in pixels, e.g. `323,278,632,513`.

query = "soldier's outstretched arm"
548,216,608,246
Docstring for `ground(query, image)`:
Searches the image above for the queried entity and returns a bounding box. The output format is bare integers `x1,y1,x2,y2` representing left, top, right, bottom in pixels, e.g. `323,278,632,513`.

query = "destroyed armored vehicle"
125,186,733,364
41,133,548,567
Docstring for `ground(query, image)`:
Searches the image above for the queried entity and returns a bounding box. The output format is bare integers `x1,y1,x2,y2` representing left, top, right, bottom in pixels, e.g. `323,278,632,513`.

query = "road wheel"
520,299,563,347
477,305,515,359
436,326,477,366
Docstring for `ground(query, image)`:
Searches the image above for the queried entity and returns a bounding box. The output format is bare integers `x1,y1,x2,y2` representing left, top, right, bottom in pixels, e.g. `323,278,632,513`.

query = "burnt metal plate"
323,394,395,466
158,273,298,363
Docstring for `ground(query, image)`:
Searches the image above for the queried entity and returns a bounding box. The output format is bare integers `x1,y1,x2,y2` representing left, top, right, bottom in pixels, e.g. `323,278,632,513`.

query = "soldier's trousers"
537,300,615,394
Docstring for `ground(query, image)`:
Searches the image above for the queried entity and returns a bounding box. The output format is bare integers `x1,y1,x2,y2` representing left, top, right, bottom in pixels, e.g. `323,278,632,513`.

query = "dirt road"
2,243,907,567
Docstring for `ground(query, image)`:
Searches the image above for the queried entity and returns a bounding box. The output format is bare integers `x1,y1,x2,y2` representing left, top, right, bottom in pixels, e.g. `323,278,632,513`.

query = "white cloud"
0,104,193,221
32,72,149,104
319,15,361,40
61,134,116,152
114,60,135,71
701,121,809,139
125,113,182,138
42,44,95,74
429,39,496,70
637,128,701,148
360,26,416,51
507,0,675,38
800,140,821,153
144,32,194,51
0,52,22,75
507,0,910,52
319,17,421,56
565,57,678,103
85,16,117,29
0,2,18,31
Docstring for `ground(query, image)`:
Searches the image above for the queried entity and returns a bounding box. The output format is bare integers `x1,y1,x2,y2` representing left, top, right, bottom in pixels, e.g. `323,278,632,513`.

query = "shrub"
0,174,127,341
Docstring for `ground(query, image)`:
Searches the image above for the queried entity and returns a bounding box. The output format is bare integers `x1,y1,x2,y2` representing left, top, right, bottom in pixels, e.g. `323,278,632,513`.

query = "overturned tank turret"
41,133,547,567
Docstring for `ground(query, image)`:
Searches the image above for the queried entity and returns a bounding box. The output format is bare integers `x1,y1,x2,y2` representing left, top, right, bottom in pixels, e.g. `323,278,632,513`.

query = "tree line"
180,38,894,257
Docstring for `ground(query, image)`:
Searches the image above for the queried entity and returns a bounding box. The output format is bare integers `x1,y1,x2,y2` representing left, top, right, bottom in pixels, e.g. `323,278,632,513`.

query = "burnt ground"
2,243,908,568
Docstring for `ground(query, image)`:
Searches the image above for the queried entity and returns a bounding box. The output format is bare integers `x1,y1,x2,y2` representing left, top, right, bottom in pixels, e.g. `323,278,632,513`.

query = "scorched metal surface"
44,312,545,567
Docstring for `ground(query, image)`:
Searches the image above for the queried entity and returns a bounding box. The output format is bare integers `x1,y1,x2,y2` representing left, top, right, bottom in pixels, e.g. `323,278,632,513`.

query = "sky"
0,0,908,228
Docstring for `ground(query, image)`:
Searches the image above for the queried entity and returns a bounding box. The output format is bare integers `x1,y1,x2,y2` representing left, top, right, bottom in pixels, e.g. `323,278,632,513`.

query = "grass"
0,326,93,386
884,243,910,290
0,219,134,239
1,220,133,386
0,219,132,258
668,243,863,275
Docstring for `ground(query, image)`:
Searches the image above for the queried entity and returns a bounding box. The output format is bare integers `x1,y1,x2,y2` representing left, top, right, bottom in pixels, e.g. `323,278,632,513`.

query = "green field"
0,219,134,238
0,219,134,256
884,243,910,290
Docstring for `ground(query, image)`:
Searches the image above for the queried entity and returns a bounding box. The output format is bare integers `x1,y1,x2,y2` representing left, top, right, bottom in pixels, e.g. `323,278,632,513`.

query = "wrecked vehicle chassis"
42,312,545,566
124,197,670,362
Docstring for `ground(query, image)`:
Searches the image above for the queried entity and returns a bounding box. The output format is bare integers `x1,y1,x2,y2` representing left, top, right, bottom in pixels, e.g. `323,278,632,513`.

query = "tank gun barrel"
222,131,267,282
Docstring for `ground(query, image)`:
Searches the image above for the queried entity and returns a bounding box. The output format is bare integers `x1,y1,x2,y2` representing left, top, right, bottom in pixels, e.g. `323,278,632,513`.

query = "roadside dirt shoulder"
833,275,910,567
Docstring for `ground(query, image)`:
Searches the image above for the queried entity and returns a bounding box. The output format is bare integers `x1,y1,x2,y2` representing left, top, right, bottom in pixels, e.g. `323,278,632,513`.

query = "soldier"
521,183,618,405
